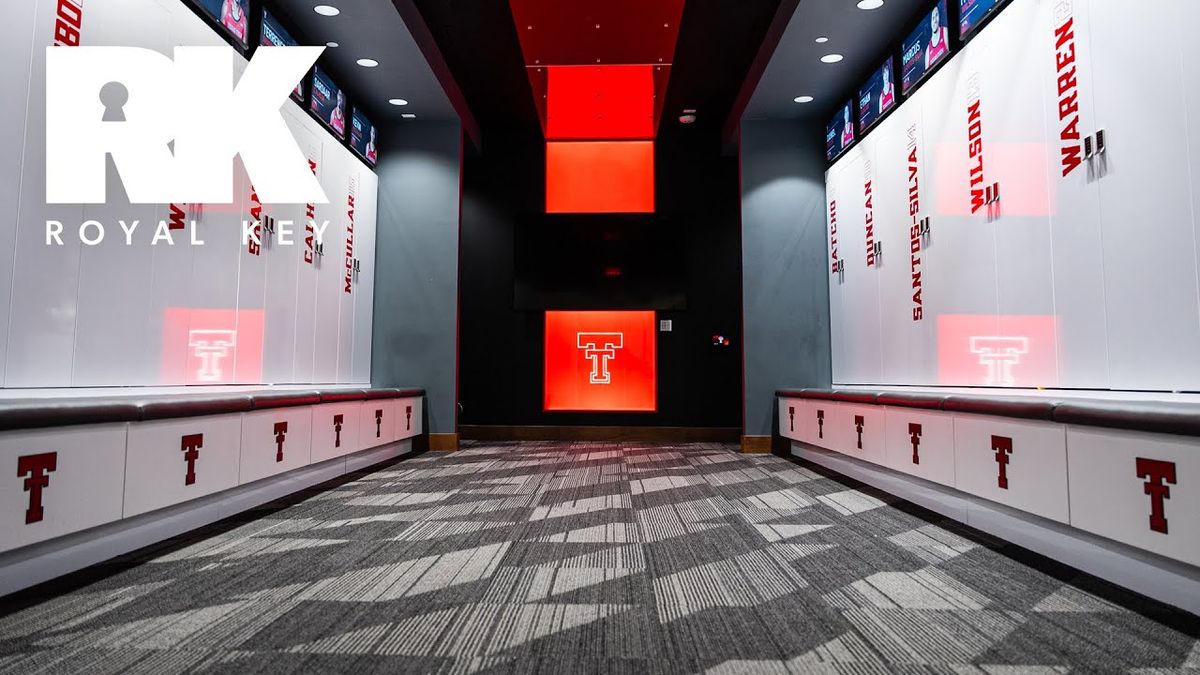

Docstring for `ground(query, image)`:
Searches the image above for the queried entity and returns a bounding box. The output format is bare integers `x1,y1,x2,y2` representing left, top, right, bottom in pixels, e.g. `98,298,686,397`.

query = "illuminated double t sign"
544,311,656,412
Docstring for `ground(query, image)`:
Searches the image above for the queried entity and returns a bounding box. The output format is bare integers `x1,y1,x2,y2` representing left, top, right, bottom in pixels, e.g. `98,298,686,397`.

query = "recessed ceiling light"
325,41,339,48
356,58,378,68
857,0,884,9
388,98,408,106
815,36,829,43
401,113,417,119
794,95,814,103
820,53,844,63
313,5,339,16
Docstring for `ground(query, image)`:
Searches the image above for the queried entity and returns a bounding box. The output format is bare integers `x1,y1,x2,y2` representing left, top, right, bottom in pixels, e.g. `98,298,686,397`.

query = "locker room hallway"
1,442,1197,674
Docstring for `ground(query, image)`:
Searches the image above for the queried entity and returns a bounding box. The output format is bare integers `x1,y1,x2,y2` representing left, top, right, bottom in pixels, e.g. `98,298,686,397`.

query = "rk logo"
853,415,865,449
374,409,384,438
576,333,623,385
333,414,344,448
46,46,327,204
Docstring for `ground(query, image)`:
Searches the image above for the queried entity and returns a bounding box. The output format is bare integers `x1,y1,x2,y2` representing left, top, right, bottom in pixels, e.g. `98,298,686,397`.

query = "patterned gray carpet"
0,441,1198,674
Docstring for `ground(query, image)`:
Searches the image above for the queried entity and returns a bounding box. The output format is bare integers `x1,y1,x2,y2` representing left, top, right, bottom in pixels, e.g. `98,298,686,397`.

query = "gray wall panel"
740,119,832,436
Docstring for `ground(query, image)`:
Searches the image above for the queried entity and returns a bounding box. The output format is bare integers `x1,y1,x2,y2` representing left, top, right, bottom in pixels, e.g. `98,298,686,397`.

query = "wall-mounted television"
310,66,347,139
260,8,305,103
959,0,1008,40
188,0,251,50
901,0,951,94
349,109,378,166
826,101,855,162
858,57,897,132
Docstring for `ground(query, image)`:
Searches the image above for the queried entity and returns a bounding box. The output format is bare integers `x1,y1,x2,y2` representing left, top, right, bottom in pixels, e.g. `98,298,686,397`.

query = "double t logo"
18,453,58,524
1136,458,1177,534
181,434,203,485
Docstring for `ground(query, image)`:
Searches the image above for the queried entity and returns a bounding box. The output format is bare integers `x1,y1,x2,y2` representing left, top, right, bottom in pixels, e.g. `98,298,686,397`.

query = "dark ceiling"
269,0,456,125
406,0,788,146
744,0,929,122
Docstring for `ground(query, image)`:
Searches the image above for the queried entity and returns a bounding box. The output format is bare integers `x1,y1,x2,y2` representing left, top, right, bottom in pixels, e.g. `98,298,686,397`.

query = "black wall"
458,128,744,428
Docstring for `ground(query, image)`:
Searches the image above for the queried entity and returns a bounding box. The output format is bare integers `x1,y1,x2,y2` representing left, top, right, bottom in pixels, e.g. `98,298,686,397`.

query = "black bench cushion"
876,392,947,410
0,398,142,432
0,387,425,432
942,395,1058,421
1054,400,1200,437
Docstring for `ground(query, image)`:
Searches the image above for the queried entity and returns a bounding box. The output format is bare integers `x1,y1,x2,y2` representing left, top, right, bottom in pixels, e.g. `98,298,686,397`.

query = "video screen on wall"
858,57,897,132
189,0,251,50
960,0,1005,39
901,0,951,93
826,101,855,162
260,8,305,103
310,66,347,138
349,109,378,166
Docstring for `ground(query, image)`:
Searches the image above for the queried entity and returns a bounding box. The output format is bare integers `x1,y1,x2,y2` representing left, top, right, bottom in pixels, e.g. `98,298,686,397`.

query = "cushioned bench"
0,385,427,596
777,387,1200,435
0,387,425,431
775,386,1200,614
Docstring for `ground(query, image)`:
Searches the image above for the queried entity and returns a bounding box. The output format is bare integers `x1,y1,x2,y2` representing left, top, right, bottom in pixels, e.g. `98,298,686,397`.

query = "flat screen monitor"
349,109,378,166
310,66,347,139
858,57,897,132
901,0,951,93
826,101,855,162
959,0,1006,39
260,8,304,103
189,0,250,50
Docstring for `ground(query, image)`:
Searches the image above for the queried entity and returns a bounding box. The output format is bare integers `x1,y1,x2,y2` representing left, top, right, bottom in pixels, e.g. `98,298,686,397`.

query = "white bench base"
792,441,1200,617
0,439,413,597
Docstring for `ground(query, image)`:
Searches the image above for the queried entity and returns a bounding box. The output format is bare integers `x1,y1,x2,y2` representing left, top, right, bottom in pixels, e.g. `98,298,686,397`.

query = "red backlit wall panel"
937,314,1059,387
547,65,655,140
546,141,655,213
545,310,657,412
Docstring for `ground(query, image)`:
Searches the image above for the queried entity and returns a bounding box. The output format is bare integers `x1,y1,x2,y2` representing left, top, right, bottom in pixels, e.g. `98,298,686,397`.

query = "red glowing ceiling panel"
546,141,655,213
545,310,657,412
547,65,655,139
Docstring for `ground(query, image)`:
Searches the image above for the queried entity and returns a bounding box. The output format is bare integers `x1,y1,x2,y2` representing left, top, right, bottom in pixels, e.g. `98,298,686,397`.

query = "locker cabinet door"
291,121,324,384
69,0,174,386
826,164,849,384
1185,0,1200,366
6,1,88,386
872,105,938,385
312,143,352,384
351,170,379,384
1040,0,1107,389
337,169,364,383
919,45,1001,386
832,144,884,385
0,0,36,386
973,0,1060,390
1087,0,1200,390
